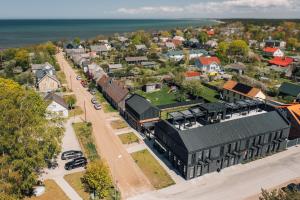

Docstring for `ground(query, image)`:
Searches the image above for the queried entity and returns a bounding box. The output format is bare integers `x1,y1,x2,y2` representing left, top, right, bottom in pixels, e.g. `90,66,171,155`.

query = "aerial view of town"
1,1,300,200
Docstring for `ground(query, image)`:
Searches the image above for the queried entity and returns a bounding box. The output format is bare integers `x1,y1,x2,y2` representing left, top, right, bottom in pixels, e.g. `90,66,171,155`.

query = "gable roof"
198,56,221,65
126,94,158,116
184,71,201,77
44,92,68,109
176,111,289,152
279,82,300,97
263,47,279,53
268,57,293,67
37,73,60,85
125,56,148,62
223,80,263,98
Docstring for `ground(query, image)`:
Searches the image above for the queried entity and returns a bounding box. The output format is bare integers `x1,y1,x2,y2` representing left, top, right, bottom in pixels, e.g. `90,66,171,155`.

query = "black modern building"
124,94,160,133
154,101,290,180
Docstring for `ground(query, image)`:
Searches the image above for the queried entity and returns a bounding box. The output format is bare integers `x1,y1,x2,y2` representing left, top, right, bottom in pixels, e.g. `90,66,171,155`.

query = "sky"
0,0,300,19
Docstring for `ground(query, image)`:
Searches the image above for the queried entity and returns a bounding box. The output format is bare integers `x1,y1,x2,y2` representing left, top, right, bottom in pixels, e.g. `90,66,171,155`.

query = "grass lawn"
110,120,128,129
131,149,175,189
72,122,99,161
26,180,69,200
69,106,83,117
118,132,139,144
56,71,67,84
135,86,177,106
200,85,219,103
64,172,89,200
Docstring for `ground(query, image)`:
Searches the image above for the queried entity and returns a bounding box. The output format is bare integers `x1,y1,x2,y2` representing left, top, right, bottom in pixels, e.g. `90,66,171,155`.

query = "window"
198,151,203,161
191,154,196,164
220,146,224,156
196,166,201,176
204,149,210,159
189,166,195,178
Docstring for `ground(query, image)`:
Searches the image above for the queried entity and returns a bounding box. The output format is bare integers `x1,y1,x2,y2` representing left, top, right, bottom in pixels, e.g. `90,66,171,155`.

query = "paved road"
56,51,153,199
129,146,300,200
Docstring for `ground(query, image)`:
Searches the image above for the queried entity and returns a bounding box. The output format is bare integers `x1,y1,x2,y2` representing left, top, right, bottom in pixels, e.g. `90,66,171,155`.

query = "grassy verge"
72,122,99,161
26,180,69,200
64,172,89,200
95,92,117,113
131,149,175,189
69,106,83,117
200,85,219,103
118,132,139,144
57,71,67,84
110,120,127,130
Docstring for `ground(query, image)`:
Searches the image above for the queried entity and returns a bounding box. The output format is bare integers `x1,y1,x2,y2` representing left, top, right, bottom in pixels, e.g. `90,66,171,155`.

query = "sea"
0,19,218,49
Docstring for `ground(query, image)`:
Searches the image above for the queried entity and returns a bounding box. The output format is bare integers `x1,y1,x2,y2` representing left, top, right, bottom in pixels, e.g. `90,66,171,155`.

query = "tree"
74,37,81,45
82,160,113,199
227,40,249,62
15,49,29,71
287,38,298,50
259,189,300,200
182,80,203,98
216,41,229,63
160,31,171,37
65,95,76,109
198,32,208,44
0,78,63,198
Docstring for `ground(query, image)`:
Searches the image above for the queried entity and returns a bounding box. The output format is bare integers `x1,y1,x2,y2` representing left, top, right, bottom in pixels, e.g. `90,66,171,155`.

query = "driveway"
56,51,153,199
128,146,300,200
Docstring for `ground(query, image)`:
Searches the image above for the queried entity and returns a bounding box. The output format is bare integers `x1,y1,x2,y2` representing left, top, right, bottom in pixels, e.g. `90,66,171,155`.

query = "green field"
200,85,219,103
118,132,139,144
135,86,177,106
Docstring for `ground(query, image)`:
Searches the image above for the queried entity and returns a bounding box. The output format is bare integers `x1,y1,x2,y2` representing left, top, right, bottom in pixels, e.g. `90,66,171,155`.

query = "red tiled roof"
172,39,182,46
199,56,221,65
206,30,215,36
268,57,293,67
185,71,201,77
263,47,279,53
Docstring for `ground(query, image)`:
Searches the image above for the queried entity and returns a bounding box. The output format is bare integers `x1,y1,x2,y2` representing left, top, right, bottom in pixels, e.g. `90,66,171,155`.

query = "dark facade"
154,104,290,180
125,94,160,132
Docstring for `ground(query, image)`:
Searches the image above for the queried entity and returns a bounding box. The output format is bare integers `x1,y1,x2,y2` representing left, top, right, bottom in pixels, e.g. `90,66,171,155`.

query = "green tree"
82,160,113,199
0,78,63,198
287,38,298,50
65,95,76,109
259,189,300,200
182,80,203,98
227,40,249,62
15,49,29,71
198,32,208,44
216,41,229,63
74,37,81,45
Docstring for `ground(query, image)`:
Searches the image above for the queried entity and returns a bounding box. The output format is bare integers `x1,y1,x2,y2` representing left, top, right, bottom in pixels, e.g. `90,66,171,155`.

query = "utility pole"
70,75,72,90
84,100,87,122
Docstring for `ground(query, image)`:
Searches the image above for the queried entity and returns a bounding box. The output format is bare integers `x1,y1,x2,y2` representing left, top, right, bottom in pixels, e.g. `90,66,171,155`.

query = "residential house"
172,36,185,47
160,37,169,43
108,64,123,73
31,62,55,74
142,83,161,93
278,82,300,98
263,47,284,57
166,50,208,62
184,71,201,81
222,80,266,102
65,48,85,57
165,42,176,50
281,104,300,140
125,94,160,132
206,40,218,48
97,76,129,111
44,92,69,118
135,44,147,51
141,61,158,68
125,56,148,64
224,62,246,75
268,57,293,67
195,56,221,73
90,44,111,55
154,102,290,180
264,39,286,49
33,63,60,93
118,36,129,43
87,63,106,81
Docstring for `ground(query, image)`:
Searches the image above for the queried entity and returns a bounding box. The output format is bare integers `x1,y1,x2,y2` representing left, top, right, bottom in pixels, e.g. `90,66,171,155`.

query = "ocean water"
0,19,217,48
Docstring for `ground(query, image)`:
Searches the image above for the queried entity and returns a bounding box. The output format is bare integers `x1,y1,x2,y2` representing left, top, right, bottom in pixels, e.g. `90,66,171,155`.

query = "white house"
263,47,284,57
44,93,69,118
195,56,221,73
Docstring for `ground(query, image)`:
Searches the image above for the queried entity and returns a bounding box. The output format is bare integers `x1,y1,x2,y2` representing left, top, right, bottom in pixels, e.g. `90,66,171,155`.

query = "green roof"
279,82,300,97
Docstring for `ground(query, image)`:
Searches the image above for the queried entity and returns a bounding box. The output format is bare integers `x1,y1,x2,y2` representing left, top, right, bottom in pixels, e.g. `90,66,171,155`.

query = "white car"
76,75,82,80
94,104,102,110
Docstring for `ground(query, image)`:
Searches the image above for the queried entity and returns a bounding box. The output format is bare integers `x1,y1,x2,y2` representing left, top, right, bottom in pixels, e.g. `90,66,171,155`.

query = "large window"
191,154,196,164
204,149,210,159
189,166,195,178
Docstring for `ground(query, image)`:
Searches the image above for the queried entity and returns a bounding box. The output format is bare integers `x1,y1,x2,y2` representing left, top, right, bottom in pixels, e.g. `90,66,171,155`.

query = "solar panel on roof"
232,83,253,94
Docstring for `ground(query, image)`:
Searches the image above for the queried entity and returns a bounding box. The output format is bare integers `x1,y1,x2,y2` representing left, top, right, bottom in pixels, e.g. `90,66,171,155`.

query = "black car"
64,157,87,170
61,150,83,160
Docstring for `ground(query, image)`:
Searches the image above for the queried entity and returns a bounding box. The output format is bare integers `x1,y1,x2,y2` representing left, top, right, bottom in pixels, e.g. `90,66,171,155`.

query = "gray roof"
126,94,157,115
172,111,289,152
44,92,68,109
125,56,148,62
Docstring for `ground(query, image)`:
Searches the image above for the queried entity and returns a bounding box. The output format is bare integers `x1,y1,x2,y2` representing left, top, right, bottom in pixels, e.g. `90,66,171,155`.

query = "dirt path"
55,51,153,199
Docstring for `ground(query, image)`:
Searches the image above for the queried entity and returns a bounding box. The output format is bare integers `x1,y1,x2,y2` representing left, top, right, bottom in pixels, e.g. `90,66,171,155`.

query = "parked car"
61,150,83,160
90,89,97,95
64,157,87,170
282,183,300,192
91,97,98,104
94,103,102,110
81,80,87,87
76,75,82,80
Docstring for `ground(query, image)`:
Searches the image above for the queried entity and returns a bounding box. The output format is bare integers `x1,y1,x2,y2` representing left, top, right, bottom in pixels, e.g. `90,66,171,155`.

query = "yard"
56,71,67,84
72,122,99,161
95,92,117,113
64,172,89,200
69,106,83,117
200,85,219,103
26,180,69,200
110,119,128,130
118,132,139,144
135,86,177,106
131,149,175,189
